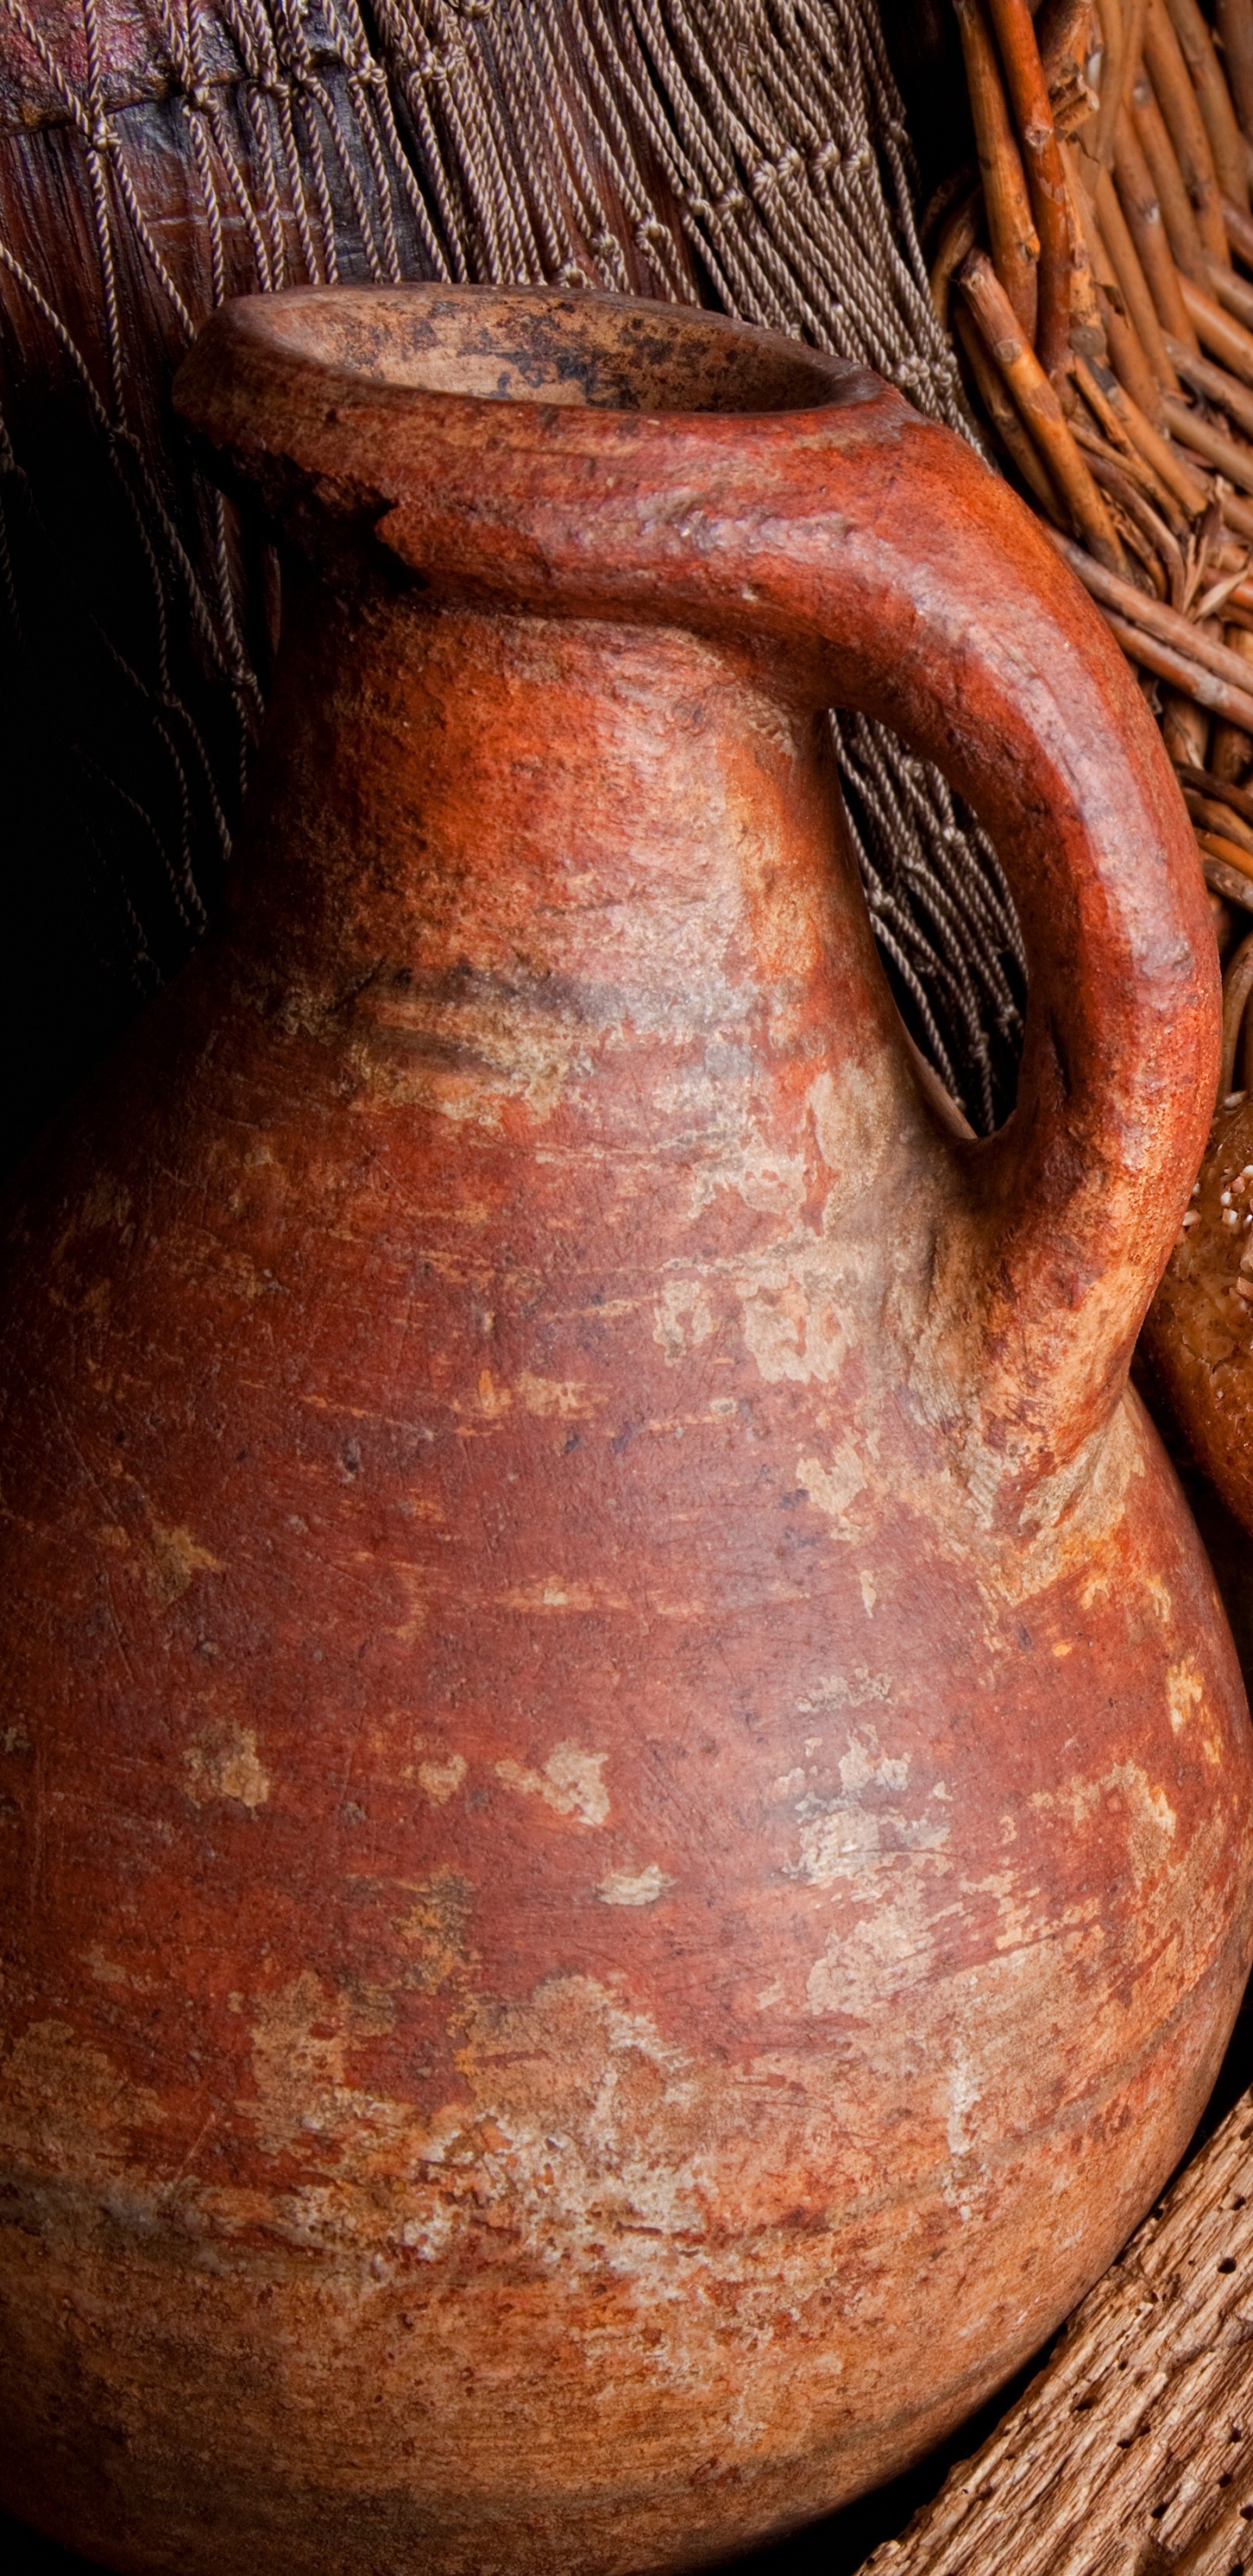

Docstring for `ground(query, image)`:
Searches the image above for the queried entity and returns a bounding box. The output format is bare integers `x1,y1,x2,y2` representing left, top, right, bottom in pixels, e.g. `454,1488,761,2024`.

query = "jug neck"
235,572,928,1166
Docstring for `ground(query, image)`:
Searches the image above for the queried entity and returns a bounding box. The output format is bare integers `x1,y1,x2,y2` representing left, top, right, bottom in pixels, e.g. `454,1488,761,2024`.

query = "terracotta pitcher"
1,285,1250,2576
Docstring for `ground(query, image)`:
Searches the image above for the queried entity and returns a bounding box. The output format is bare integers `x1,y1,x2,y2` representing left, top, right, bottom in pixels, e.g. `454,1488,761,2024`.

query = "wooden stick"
1039,0,1095,88
1132,66,1209,278
961,252,1128,563
1059,144,1109,355
1093,160,1182,389
1072,418,1188,596
1145,0,1230,263
1100,611,1253,721
1074,356,1190,523
1162,387,1253,491
1176,759,1253,823
1220,924,1253,1097
1166,328,1253,433
1103,488,1167,585
1075,427,1183,592
1222,486,1253,542
1089,354,1211,509
1179,268,1253,380
1162,684,1212,761
1240,959,1253,1083
929,187,983,330
1204,245,1253,330
1225,189,1253,265
954,304,1064,513
1194,565,1253,622
1163,0,1250,212
1096,0,1148,164
986,0,1074,381
1214,715,1253,783
953,0,1040,337
1072,342,1148,451
1215,624,1253,777
1203,847,1253,905
1048,525,1253,695
921,159,981,251
1184,785,1253,841
1039,0,1099,136
1113,104,1201,344
1216,2,1253,149
1096,274,1173,413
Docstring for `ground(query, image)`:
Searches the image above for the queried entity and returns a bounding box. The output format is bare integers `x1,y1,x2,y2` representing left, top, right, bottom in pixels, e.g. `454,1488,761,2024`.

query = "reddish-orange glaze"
0,288,1248,2575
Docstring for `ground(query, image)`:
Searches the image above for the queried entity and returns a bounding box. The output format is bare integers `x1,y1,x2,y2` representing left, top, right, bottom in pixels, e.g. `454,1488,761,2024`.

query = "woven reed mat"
0,0,1026,1152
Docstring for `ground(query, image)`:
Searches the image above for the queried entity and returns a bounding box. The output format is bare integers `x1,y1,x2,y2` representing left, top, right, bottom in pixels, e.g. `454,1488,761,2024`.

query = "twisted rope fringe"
0,0,1026,1130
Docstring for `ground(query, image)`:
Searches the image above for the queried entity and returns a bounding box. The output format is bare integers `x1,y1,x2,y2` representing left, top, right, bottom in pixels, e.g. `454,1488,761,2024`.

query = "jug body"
0,287,1249,2576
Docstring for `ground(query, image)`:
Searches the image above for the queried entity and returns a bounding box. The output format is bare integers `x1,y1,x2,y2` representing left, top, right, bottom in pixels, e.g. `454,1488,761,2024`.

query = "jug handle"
191,313,1215,1481
722,389,1217,1480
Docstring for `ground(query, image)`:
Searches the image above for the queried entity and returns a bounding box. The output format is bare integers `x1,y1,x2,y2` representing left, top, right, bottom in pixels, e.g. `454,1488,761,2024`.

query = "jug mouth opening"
222,284,870,418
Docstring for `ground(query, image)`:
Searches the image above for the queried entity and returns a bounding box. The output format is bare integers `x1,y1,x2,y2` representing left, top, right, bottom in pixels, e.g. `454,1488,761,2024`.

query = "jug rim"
183,281,881,428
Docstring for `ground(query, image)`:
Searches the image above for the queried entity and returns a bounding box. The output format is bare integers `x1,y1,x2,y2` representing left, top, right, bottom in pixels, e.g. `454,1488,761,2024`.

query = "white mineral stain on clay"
1165,1654,1205,1737
517,1370,603,1418
795,1446,867,1534
83,1944,157,1994
839,1728,910,1793
795,1788,948,1888
419,1755,466,1806
1032,1762,1177,1872
806,1875,940,2017
787,1727,945,1909
496,1741,610,1826
497,1576,630,1613
78,1173,133,1231
739,1271,848,1385
946,2052,982,2163
184,1724,271,1810
596,1862,674,1905
653,1278,716,1364
245,1969,399,2159
0,2022,165,2179
799,1669,893,1714
345,989,586,1130
84,1948,127,1987
685,1129,809,1223
807,1063,888,1191
146,1520,224,1608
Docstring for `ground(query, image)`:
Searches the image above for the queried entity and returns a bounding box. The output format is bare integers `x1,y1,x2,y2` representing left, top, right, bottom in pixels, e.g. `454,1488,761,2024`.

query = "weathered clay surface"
0,286,1249,2575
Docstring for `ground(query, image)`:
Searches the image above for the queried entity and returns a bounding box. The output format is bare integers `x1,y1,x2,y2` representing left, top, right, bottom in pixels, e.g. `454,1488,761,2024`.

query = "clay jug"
1,285,1250,2576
